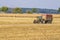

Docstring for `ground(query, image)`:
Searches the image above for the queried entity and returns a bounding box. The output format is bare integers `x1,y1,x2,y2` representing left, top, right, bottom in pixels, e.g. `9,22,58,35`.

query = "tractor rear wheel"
41,19,46,24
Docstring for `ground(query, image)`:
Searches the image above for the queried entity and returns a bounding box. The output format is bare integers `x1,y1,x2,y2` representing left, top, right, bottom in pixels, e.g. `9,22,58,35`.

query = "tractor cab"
37,16,42,20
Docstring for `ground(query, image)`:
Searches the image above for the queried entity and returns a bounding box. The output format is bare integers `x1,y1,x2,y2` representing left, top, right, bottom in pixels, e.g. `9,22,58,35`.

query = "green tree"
13,7,22,13
58,8,60,12
0,8,1,11
32,8,37,13
26,10,32,14
1,6,8,12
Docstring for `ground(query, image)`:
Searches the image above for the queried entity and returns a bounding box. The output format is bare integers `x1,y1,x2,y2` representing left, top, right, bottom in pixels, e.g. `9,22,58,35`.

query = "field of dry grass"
0,14,60,40
0,13,60,18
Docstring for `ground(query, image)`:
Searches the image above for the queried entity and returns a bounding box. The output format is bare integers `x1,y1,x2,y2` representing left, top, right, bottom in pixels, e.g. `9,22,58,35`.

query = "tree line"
0,6,60,14
0,6,38,14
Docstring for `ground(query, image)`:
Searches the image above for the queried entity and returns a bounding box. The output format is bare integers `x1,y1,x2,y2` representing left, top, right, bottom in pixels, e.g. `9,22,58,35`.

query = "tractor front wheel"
33,20,37,24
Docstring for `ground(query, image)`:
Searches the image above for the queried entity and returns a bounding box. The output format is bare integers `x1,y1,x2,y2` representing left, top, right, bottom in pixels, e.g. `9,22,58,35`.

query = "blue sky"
0,0,60,9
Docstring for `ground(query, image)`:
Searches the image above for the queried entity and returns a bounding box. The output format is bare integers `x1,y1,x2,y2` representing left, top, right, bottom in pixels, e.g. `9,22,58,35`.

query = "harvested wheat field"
0,14,60,40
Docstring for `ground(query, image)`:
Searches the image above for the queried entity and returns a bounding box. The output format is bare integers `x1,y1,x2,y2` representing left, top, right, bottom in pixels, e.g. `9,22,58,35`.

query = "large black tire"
33,20,37,24
33,20,40,24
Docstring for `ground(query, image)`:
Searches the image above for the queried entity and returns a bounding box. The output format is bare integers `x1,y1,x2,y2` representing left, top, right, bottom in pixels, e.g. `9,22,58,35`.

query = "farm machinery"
33,14,53,24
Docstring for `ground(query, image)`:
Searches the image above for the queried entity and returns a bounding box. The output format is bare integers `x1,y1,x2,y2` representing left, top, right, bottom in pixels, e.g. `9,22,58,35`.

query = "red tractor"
33,14,53,24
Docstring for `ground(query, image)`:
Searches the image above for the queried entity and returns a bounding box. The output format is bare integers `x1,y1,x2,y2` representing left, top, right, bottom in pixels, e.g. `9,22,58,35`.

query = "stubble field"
0,14,60,40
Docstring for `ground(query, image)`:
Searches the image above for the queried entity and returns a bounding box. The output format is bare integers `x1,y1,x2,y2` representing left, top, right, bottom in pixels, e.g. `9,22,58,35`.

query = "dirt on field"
0,14,60,40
